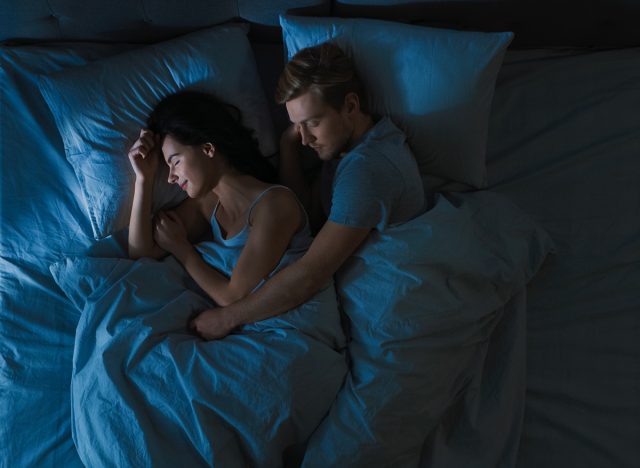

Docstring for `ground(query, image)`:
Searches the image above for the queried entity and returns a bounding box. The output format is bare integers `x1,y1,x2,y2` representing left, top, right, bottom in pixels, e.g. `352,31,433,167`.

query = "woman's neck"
212,172,266,220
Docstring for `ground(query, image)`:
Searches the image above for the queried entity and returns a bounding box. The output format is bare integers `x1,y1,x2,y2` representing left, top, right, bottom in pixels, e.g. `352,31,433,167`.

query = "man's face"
285,91,354,161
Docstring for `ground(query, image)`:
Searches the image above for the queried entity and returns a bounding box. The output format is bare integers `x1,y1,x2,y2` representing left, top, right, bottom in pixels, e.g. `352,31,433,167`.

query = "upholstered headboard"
0,0,329,43
3,0,640,47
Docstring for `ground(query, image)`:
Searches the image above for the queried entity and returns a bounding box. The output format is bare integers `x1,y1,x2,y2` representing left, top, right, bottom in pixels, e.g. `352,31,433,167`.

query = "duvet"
49,190,551,467
50,253,347,468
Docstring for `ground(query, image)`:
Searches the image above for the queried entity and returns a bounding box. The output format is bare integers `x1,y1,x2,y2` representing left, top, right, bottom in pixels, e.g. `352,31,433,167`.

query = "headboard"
0,0,329,44
3,0,640,47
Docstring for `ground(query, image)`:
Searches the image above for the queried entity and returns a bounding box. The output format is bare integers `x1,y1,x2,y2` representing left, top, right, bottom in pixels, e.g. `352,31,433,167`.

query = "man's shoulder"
369,116,407,142
354,117,408,157
337,144,397,178
340,118,408,167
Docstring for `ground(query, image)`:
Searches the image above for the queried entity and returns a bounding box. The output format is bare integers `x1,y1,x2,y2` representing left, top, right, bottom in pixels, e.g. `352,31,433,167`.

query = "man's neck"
344,112,374,155
354,112,374,141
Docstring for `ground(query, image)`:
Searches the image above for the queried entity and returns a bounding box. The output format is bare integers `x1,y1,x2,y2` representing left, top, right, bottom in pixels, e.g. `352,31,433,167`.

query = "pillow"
279,15,513,190
39,24,277,240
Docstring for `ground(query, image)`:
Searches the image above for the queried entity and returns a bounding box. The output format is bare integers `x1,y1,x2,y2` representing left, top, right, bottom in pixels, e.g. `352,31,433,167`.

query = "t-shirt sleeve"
328,153,402,229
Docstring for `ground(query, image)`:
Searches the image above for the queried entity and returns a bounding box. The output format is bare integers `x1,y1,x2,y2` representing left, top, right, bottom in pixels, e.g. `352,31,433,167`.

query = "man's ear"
202,142,216,158
343,92,361,115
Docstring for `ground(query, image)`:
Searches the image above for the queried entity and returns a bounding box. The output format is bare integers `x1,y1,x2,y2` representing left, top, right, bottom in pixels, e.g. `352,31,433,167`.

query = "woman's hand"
128,128,161,182
190,307,238,340
154,211,191,260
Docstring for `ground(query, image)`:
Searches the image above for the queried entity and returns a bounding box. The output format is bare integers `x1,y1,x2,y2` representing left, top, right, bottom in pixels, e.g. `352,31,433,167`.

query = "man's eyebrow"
292,114,322,124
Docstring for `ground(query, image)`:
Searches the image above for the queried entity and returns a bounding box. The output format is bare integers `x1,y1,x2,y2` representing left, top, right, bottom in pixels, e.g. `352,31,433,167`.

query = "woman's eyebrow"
167,153,179,163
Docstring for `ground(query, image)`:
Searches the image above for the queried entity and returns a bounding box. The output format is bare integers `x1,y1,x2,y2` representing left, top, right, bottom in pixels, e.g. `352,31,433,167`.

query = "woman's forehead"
161,135,182,161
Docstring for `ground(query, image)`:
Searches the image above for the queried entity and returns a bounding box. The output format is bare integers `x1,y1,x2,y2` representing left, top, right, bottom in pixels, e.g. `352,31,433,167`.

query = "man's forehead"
286,92,328,122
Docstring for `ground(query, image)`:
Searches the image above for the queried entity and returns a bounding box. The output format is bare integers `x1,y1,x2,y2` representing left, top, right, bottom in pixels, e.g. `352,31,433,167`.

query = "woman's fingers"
156,211,175,227
165,211,182,225
130,129,156,158
139,128,154,140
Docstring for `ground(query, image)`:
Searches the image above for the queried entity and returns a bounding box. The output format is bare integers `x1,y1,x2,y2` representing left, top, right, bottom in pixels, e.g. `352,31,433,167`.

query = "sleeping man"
190,41,425,339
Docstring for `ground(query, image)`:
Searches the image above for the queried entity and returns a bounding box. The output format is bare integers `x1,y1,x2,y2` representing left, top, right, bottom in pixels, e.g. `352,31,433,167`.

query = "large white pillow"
280,15,513,190
39,24,276,239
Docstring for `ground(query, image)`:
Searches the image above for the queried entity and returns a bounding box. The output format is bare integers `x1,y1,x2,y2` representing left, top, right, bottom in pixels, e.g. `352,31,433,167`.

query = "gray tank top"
195,185,312,279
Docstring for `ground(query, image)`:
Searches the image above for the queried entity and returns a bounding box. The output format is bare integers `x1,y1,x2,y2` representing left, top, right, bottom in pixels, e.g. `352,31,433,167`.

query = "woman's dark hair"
147,90,276,183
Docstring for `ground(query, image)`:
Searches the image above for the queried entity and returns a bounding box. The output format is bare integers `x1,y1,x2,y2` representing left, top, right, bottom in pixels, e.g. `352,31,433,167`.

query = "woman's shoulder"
248,185,303,228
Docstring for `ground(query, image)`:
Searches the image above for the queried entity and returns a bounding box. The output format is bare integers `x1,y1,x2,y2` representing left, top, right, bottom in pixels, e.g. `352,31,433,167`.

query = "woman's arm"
155,189,302,307
128,129,165,259
128,129,212,259
190,221,371,340
129,178,165,259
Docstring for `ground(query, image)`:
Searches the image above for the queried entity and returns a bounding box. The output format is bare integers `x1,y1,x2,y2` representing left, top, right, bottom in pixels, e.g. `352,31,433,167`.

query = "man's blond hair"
275,42,369,113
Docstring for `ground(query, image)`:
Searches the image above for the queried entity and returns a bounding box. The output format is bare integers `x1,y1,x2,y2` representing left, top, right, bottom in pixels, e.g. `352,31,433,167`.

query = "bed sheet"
4,41,636,468
0,42,134,467
1,40,548,468
486,48,640,468
1,40,345,468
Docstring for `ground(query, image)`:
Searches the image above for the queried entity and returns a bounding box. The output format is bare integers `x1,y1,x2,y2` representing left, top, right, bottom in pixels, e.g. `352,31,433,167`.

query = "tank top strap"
246,185,309,231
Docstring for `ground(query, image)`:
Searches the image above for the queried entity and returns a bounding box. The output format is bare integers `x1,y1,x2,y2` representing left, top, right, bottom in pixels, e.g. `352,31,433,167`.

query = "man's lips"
180,181,188,190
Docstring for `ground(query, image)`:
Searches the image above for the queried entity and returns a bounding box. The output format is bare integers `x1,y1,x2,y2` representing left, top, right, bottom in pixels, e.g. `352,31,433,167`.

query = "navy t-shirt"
327,117,425,231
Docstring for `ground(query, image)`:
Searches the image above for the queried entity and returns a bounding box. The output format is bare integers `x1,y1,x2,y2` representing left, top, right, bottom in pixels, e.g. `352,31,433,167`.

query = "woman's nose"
167,167,177,184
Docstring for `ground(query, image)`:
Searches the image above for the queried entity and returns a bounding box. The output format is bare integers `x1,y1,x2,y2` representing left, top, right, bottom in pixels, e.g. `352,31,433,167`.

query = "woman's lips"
180,181,188,190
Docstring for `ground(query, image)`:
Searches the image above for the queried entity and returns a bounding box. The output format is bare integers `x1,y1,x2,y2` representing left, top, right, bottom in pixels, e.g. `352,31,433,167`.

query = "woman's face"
162,134,214,198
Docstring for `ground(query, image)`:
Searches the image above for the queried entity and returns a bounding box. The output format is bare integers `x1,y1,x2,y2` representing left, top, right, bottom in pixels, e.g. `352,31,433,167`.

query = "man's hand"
190,307,238,340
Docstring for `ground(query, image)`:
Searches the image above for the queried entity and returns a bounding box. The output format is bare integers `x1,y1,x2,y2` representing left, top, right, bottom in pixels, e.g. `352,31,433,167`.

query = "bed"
1,1,638,467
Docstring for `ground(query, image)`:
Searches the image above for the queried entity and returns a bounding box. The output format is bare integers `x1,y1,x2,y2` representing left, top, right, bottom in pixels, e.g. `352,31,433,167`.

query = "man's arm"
190,221,371,340
278,125,310,210
279,125,327,233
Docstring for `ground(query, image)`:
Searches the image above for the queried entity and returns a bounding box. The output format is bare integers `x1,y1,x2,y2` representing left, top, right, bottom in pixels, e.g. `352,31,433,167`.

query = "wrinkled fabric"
50,254,347,467
303,191,554,467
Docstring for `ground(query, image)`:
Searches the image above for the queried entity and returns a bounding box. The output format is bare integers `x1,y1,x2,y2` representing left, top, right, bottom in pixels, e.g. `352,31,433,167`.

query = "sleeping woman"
74,91,347,467
127,90,310,336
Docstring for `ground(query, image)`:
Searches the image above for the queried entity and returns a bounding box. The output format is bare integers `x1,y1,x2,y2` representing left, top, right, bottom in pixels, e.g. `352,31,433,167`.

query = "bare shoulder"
249,186,302,229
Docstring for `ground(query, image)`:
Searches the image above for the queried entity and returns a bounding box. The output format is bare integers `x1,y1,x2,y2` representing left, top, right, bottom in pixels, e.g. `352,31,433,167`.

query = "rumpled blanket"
50,254,347,467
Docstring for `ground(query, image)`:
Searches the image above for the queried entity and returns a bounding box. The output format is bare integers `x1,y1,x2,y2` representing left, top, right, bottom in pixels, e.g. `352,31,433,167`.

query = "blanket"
51,190,552,467
303,191,553,467
50,255,347,467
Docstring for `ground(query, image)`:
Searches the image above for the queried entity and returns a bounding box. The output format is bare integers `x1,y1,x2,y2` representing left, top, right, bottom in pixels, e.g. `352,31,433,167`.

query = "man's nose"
299,127,315,146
